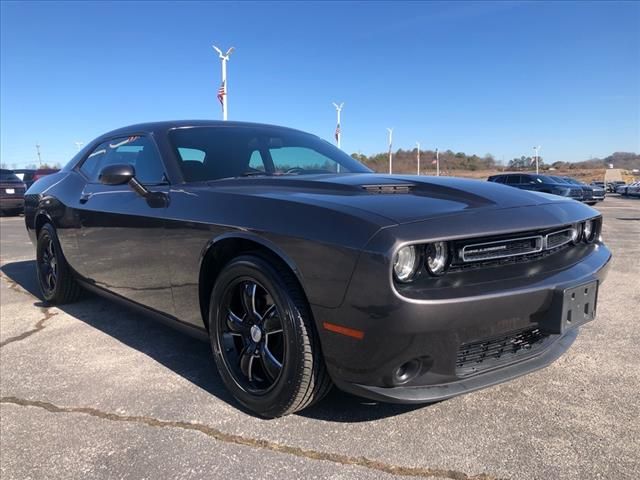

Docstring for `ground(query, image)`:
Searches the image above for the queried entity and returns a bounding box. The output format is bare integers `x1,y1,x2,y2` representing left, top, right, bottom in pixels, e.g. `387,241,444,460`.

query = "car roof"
99,120,309,139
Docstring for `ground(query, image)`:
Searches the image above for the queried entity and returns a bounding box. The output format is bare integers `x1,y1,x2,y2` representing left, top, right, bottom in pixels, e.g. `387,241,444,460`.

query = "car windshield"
0,169,21,182
532,175,558,184
168,126,372,182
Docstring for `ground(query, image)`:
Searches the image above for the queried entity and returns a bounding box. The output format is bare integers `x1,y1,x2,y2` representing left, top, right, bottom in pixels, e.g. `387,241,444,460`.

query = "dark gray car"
24,121,612,417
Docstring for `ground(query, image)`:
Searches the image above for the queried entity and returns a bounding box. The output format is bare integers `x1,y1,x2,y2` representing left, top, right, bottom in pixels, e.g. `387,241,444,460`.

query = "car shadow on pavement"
1,260,424,422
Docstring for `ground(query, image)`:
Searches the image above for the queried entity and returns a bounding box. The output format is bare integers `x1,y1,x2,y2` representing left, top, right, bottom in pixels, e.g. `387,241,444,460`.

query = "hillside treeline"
351,149,498,174
352,150,639,173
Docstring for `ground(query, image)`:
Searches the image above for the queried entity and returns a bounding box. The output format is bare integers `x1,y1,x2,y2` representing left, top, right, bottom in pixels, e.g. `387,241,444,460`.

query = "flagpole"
332,102,343,149
416,142,420,175
387,128,393,174
213,45,235,121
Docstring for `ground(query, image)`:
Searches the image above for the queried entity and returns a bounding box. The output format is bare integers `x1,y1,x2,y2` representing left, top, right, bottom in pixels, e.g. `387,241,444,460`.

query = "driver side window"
80,136,166,184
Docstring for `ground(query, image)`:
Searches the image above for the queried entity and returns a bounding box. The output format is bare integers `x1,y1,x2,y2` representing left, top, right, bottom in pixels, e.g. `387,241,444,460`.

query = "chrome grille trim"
544,228,574,250
460,226,580,263
461,235,544,262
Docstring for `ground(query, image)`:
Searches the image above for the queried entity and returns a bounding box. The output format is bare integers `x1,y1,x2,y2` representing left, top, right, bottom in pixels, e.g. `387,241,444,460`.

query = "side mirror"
99,164,135,185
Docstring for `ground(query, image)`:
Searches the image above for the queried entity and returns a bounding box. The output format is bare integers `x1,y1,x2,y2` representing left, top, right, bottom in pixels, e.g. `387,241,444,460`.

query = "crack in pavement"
0,396,499,480
0,308,57,348
0,269,59,348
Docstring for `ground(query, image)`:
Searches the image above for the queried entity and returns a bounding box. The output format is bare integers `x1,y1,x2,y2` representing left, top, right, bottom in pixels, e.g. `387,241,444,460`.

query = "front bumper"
332,328,578,403
313,221,611,403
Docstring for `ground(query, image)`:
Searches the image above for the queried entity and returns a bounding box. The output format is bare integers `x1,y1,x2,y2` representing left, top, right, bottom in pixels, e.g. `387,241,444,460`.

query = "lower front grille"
456,328,550,377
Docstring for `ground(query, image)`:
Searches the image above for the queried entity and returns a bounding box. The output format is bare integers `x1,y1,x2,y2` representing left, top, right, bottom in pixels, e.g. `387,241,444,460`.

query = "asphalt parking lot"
1,196,639,480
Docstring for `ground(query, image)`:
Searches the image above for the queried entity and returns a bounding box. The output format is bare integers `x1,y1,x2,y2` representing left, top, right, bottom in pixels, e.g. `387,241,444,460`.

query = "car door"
74,135,175,315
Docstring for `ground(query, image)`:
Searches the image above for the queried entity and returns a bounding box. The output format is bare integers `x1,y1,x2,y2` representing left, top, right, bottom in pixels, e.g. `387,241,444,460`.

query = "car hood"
207,173,570,225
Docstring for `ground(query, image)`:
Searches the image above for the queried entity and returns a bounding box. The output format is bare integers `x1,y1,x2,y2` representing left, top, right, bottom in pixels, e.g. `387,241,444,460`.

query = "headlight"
425,241,449,276
555,187,571,196
583,219,596,243
570,224,582,244
393,245,419,282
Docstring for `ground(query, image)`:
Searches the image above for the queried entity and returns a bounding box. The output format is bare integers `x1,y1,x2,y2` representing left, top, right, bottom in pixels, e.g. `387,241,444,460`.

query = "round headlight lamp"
570,223,582,244
425,241,449,276
583,219,596,243
393,245,419,282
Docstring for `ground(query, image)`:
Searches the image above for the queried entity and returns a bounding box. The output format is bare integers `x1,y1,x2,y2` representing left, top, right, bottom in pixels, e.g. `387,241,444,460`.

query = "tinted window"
534,175,557,184
492,176,506,183
177,148,206,162
0,170,20,182
80,136,165,184
505,175,522,185
168,126,371,182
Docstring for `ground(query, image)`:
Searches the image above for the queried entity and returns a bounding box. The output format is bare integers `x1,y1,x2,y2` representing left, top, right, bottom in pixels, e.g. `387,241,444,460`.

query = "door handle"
79,193,90,204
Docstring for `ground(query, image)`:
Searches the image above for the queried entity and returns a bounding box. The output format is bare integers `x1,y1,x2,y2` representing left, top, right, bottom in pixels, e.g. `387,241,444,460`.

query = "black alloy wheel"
36,223,81,304
209,254,331,418
220,279,285,392
38,232,58,296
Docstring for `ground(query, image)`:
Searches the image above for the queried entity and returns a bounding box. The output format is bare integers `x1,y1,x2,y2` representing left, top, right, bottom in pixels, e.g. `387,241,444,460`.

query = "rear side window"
0,170,21,182
491,176,506,183
80,136,165,184
505,175,522,185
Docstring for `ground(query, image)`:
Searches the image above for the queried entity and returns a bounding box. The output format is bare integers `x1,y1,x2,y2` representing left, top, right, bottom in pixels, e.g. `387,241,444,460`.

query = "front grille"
456,328,550,376
546,228,573,249
461,236,543,262
570,188,582,197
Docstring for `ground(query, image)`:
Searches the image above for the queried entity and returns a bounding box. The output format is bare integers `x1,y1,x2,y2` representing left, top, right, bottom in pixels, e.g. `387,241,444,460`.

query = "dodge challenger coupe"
25,121,611,417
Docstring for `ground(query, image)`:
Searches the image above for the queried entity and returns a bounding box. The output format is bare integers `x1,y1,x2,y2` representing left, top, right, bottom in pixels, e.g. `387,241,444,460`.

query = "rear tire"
209,254,331,418
36,224,82,304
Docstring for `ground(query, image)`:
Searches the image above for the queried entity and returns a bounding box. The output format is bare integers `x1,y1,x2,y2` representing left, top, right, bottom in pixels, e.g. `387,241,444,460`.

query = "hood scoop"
362,184,414,194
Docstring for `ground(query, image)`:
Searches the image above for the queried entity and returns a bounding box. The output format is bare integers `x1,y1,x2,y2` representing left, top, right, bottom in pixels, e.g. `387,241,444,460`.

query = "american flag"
217,80,226,106
335,123,341,142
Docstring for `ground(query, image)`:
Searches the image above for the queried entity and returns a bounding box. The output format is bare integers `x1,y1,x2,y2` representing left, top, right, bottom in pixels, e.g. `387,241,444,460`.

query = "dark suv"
487,173,583,201
0,169,27,215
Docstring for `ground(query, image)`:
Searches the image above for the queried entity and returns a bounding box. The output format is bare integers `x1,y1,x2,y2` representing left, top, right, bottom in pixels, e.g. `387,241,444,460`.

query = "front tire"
36,224,82,304
209,255,331,418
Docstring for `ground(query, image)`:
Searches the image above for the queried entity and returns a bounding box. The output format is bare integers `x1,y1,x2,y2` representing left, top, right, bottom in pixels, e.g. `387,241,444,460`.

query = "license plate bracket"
539,281,598,334
560,281,598,332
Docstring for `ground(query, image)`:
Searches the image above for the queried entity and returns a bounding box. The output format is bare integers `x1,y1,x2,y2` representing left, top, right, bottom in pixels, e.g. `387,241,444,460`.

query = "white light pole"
436,148,440,176
387,128,393,174
213,45,235,121
332,102,343,149
35,144,42,166
75,141,84,151
416,141,420,175
533,145,541,174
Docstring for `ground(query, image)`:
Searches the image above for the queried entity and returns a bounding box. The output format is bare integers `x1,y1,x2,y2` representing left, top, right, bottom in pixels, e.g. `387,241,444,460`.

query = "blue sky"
1,1,639,167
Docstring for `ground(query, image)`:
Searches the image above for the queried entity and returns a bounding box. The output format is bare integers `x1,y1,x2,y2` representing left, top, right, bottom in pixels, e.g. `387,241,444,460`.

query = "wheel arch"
34,210,55,236
198,232,308,329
